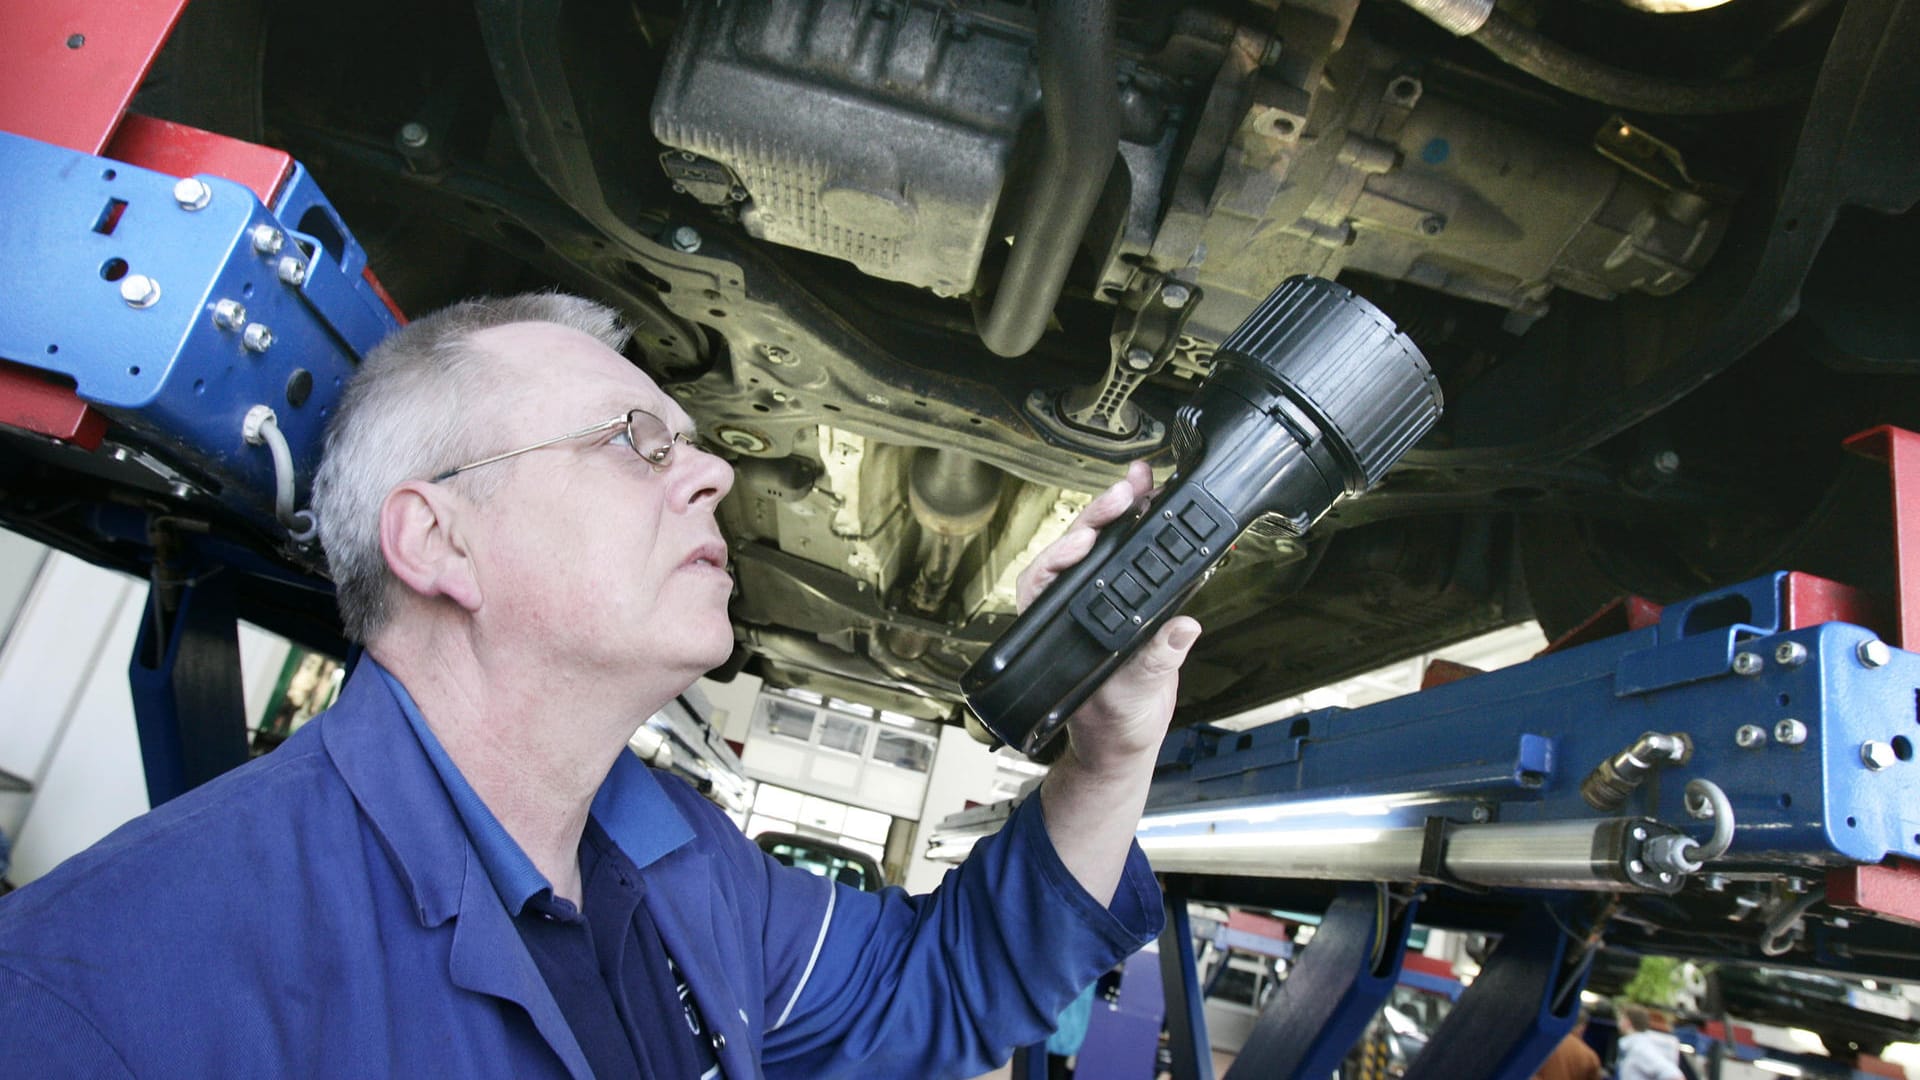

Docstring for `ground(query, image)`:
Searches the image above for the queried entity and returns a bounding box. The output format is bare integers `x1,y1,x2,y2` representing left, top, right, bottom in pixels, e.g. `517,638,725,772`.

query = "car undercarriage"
6,0,1919,731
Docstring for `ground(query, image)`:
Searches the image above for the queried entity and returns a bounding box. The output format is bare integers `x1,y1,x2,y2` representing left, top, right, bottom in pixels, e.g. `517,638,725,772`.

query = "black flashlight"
961,276,1443,756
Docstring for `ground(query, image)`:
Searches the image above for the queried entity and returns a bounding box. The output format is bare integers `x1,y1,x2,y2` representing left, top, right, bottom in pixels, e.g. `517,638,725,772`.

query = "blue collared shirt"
379,664,715,1075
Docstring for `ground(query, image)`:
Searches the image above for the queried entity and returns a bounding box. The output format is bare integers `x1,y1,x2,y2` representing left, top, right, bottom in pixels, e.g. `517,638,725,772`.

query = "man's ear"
378,481,483,613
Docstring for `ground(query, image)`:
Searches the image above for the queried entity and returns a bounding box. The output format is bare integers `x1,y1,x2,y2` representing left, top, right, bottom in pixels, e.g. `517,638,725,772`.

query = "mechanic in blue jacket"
0,292,1201,1078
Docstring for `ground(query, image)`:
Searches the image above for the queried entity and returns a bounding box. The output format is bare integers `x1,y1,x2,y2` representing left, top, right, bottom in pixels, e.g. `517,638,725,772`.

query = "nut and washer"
1857,638,1892,668
250,224,286,256
1161,283,1192,309
172,176,212,211
242,323,275,353
1735,724,1768,749
670,225,702,253
1861,741,1897,771
119,274,161,308
277,256,308,286
1774,718,1808,746
212,299,247,330
1124,346,1154,371
1732,651,1764,676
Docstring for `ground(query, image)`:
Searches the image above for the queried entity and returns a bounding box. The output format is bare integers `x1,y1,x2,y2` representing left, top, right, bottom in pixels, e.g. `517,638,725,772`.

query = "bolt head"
1124,346,1154,371
1632,826,1648,841
243,323,274,353
1652,450,1681,475
250,224,286,256
1628,859,1646,875
277,256,308,286
1732,651,1764,676
212,299,247,330
119,274,161,308
1659,871,1674,884
1161,283,1192,309
1704,874,1728,892
1735,724,1768,749
1774,718,1807,745
1470,805,1490,823
1861,740,1896,770
1774,640,1808,666
168,481,194,500
398,122,430,149
1858,638,1893,668
172,176,212,211
671,225,702,253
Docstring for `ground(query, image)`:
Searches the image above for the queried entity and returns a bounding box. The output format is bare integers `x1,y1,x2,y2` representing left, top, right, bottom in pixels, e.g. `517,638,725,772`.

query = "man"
1615,1004,1686,1080
0,293,1199,1077
1532,1010,1603,1080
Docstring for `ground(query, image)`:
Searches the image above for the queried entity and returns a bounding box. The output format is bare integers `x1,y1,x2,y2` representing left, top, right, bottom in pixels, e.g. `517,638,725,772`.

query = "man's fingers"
1020,461,1160,611
1131,616,1201,679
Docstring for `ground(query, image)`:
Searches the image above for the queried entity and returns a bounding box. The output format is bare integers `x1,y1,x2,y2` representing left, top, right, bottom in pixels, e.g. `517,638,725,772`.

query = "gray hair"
312,292,631,643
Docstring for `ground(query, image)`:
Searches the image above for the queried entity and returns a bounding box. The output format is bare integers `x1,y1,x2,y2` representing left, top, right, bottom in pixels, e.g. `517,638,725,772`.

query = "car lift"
969,427,1920,1079
0,0,393,803
7,7,1920,1080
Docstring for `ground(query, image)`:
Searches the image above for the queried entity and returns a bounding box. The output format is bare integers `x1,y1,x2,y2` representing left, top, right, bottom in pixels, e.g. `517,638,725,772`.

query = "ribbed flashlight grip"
1217,277,1441,490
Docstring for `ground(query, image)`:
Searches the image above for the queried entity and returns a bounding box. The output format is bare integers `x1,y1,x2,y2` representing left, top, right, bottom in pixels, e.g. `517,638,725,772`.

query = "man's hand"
1023,460,1201,905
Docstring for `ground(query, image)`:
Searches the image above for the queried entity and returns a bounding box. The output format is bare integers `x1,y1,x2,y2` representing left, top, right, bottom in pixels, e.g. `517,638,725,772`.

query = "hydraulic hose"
972,0,1119,357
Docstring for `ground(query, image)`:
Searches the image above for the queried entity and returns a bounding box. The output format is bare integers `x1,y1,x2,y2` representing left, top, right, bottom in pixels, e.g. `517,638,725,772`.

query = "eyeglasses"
430,408,703,483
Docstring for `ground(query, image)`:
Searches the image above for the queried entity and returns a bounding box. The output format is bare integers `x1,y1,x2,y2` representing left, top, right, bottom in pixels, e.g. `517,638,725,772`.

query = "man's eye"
609,429,634,449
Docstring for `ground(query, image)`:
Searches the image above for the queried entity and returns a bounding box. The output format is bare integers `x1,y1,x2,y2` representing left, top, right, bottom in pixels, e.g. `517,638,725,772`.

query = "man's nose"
678,441,734,509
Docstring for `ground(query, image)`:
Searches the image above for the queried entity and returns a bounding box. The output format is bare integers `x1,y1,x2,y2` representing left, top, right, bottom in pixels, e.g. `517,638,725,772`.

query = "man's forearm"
1038,743,1159,908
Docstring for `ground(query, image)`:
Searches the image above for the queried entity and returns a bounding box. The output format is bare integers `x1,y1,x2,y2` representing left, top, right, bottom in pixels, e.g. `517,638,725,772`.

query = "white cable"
243,405,319,541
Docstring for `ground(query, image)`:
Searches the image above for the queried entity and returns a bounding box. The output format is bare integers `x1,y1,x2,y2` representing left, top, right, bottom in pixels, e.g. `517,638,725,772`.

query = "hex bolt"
1857,638,1892,669
277,256,308,286
1631,826,1648,841
172,176,212,211
1735,724,1768,749
1861,740,1896,771
1774,718,1808,746
1628,859,1646,876
212,299,247,331
119,274,161,308
250,224,286,256
398,122,430,149
1659,871,1674,884
1161,283,1192,309
1774,640,1808,667
1124,346,1154,371
1732,651,1764,676
670,226,702,253
1652,450,1681,476
243,323,275,353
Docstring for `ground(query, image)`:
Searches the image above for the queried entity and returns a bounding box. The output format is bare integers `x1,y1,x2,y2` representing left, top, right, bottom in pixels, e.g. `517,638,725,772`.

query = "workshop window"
872,729,934,773
767,699,816,742
819,714,870,755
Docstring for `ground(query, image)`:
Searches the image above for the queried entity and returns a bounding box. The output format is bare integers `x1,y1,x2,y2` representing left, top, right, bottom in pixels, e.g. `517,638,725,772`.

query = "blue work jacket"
0,664,1162,1077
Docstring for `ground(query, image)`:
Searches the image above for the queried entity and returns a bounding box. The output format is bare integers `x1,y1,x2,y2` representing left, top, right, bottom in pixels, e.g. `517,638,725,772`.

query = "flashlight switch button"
1088,596,1126,632
1133,550,1171,585
1157,526,1195,562
1112,572,1148,607
1179,503,1219,537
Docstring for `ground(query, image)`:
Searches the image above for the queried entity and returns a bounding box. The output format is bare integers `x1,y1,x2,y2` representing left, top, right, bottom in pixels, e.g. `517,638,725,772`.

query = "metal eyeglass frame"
430,408,698,482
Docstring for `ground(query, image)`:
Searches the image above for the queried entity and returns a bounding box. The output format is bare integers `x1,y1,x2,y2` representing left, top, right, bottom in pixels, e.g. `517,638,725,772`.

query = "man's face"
456,321,735,681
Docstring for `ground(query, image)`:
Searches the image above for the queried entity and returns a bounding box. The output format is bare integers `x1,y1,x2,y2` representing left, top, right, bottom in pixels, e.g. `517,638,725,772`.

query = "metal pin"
119,274,161,308
172,177,212,211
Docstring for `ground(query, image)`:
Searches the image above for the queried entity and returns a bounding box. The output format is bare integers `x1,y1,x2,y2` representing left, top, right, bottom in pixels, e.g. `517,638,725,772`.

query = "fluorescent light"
1754,1060,1804,1077
1141,792,1439,831
1138,827,1387,852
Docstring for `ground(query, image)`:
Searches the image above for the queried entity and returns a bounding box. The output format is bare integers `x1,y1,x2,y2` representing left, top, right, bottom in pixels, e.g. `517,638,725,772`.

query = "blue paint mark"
1421,138,1450,165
